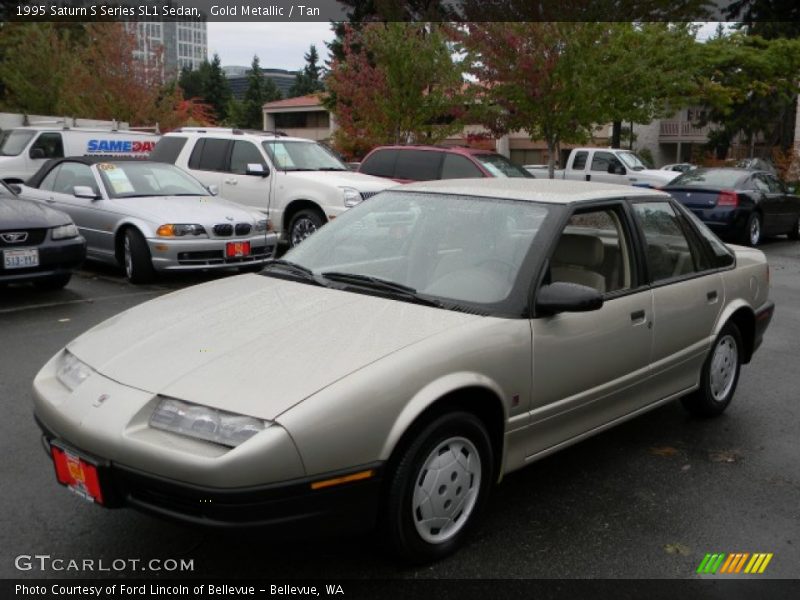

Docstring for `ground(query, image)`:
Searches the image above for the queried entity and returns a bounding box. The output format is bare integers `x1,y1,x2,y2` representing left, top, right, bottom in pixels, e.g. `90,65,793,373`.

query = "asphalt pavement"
1,241,799,582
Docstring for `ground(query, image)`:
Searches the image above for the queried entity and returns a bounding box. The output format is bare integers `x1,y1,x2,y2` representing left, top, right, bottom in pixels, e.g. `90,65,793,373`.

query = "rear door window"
571,151,589,170
359,149,398,178
441,154,484,179
188,138,229,171
394,150,442,181
632,201,702,282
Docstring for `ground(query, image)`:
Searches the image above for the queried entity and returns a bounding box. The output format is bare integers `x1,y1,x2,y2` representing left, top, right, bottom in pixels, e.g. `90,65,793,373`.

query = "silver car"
32,179,773,562
21,159,276,282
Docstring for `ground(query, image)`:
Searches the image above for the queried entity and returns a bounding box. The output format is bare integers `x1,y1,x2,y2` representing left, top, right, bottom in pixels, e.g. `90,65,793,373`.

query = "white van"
0,125,160,183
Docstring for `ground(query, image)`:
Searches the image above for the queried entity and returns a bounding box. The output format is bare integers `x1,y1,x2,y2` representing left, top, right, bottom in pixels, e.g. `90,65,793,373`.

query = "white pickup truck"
526,148,679,188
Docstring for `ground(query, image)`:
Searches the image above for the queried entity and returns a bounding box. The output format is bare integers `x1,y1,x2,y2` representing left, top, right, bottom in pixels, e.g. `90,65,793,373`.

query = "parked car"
0,179,85,289
19,158,277,283
150,128,392,246
660,163,696,173
0,125,159,184
527,148,678,188
358,145,532,183
662,167,800,246
33,179,773,562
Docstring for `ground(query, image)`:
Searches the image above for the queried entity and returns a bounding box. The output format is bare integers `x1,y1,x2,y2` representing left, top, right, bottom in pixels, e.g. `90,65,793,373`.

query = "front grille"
0,228,47,247
235,223,251,236
213,224,233,237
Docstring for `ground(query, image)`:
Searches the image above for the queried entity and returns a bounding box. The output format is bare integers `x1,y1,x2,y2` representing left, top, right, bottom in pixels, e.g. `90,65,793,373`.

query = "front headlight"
149,397,269,448
255,218,269,233
56,350,94,391
52,223,79,240
341,187,363,208
156,224,207,237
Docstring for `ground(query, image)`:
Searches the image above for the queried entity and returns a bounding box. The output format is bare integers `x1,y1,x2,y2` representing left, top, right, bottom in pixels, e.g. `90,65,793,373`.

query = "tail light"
717,190,739,207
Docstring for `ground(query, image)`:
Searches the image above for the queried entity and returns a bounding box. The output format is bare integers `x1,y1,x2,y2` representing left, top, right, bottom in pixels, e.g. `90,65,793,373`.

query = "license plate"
50,444,104,504
226,241,251,258
3,248,39,269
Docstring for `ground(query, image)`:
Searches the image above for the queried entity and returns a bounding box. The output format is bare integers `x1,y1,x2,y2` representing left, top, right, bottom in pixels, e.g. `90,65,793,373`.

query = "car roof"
367,145,496,156
164,127,311,144
397,178,669,204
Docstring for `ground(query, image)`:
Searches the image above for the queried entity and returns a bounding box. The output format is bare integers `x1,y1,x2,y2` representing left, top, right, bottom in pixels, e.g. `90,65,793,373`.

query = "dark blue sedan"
663,168,800,246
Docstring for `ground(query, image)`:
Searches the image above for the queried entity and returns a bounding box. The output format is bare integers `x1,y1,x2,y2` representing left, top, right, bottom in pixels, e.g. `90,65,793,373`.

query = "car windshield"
617,152,648,171
0,129,35,156
261,140,348,171
97,162,211,198
275,190,551,307
473,154,532,178
668,169,745,189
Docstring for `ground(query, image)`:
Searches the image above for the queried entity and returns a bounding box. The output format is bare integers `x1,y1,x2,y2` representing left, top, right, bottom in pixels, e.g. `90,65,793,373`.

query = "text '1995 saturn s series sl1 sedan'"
32,179,774,563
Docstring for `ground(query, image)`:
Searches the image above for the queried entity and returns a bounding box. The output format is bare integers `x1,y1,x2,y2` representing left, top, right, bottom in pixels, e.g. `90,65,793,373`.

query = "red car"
358,145,532,183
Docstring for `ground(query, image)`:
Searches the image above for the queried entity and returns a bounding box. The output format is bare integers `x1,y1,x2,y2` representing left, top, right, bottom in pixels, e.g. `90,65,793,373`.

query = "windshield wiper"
262,259,325,286
315,167,348,171
321,272,442,308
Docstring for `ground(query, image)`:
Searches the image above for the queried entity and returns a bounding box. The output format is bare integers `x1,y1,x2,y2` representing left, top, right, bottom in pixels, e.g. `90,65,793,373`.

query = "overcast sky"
207,22,729,71
207,22,334,70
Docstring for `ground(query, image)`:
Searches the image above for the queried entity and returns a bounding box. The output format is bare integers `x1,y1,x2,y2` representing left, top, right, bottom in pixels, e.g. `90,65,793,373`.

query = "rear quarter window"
394,150,442,181
360,149,398,178
150,137,188,164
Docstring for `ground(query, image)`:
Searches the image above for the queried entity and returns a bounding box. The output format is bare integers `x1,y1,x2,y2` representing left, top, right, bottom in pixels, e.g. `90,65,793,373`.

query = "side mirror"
246,163,269,177
73,186,99,199
30,148,46,159
8,184,22,195
536,282,604,316
207,184,219,196
608,163,626,175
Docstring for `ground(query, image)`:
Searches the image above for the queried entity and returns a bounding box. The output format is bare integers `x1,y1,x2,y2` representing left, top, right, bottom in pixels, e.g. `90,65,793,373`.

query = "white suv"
151,128,393,245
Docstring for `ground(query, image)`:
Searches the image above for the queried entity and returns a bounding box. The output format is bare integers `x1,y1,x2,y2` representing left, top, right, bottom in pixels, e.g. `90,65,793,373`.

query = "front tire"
383,411,493,564
681,322,743,417
288,209,324,247
788,215,800,241
123,229,156,284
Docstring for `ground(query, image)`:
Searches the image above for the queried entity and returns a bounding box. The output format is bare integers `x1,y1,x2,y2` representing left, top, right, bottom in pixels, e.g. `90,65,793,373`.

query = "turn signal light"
310,469,374,490
717,190,739,207
156,224,175,236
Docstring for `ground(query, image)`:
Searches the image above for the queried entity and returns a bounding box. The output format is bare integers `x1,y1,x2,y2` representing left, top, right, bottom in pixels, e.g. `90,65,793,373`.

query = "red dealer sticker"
50,444,104,504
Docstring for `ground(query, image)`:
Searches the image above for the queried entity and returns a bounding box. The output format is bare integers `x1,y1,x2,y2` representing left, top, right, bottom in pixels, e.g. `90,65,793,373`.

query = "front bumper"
0,236,85,283
36,415,383,535
147,232,277,271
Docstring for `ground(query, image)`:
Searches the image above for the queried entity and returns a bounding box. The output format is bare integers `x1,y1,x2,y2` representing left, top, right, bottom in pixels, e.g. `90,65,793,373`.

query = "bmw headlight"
56,350,94,391
255,218,269,233
341,187,363,208
52,224,79,240
156,224,207,237
149,397,269,448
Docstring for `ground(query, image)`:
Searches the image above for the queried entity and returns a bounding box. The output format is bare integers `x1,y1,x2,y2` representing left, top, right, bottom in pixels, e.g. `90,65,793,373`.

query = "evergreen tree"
238,55,282,129
178,65,206,99
289,45,325,97
204,53,231,123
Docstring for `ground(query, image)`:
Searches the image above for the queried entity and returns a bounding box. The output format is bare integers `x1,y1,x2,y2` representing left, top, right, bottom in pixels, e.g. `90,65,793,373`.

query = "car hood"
106,195,259,225
0,195,72,228
67,275,480,420
632,169,679,184
284,170,394,193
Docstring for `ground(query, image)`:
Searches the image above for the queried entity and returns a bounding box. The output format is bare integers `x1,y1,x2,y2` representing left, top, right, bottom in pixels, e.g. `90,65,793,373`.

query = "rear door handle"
707,290,718,303
224,178,238,185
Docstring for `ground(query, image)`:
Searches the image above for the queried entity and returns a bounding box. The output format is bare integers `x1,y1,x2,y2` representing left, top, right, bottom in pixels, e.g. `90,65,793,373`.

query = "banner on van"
86,140,156,154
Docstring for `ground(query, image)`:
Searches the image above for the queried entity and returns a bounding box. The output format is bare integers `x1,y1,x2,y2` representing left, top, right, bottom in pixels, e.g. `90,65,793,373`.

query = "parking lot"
1,239,799,581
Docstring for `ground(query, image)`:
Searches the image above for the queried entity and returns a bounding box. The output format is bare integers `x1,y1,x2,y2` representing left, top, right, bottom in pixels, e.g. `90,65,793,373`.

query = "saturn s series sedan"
20,159,277,283
32,179,773,563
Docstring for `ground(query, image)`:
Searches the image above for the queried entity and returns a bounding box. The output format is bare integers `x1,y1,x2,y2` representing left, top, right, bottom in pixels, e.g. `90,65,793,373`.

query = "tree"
203,53,232,123
326,23,468,158
455,22,609,178
178,65,206,100
289,45,325,97
236,55,282,129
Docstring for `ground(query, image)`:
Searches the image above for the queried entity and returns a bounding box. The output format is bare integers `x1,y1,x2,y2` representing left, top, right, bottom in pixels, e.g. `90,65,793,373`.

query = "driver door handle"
630,310,646,324
224,178,238,185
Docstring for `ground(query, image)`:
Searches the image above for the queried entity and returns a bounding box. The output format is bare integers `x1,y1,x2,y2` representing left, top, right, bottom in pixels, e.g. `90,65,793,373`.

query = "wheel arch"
113,220,151,266
715,300,756,364
282,199,326,233
381,374,508,486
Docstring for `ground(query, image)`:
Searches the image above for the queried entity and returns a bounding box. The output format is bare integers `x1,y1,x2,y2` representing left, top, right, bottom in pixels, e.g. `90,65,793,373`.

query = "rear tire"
740,212,762,246
681,322,743,418
33,273,71,290
123,229,156,284
382,411,493,564
788,216,800,241
288,209,324,247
